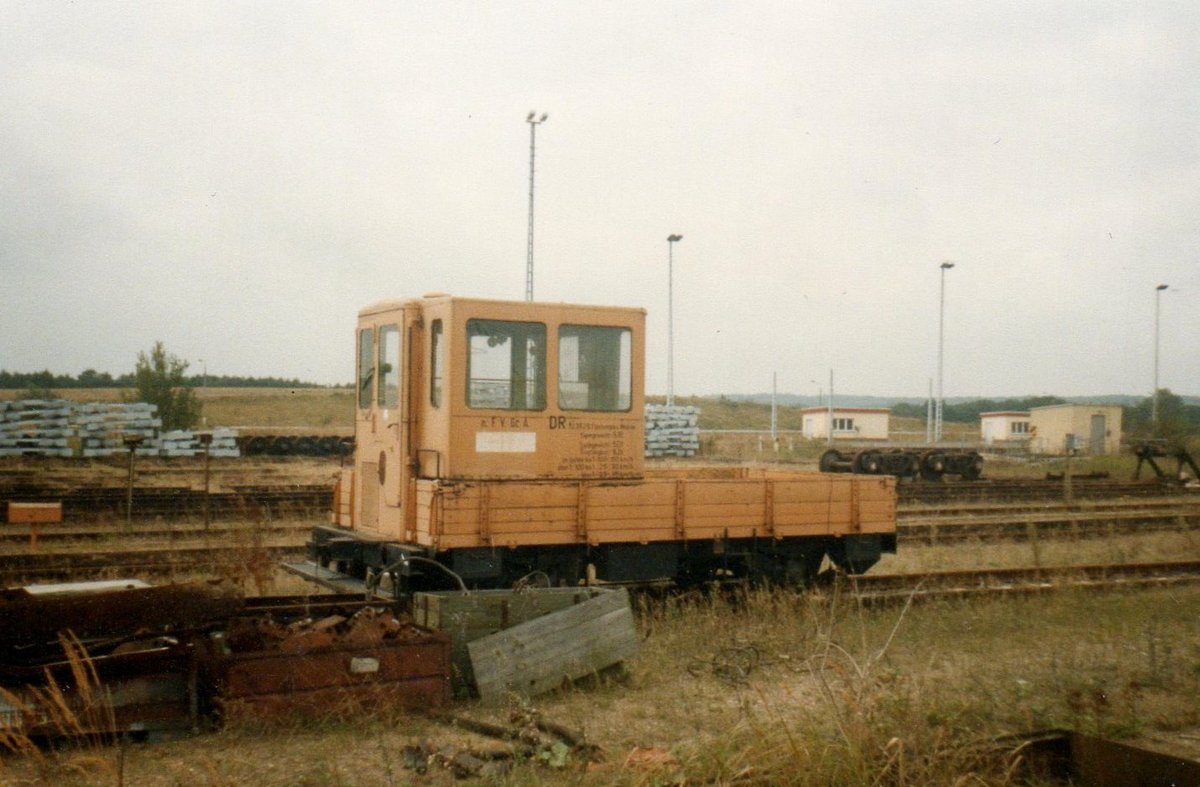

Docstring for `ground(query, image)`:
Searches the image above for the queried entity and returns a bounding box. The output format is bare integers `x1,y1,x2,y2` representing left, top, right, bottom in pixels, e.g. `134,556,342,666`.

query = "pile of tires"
238,435,354,457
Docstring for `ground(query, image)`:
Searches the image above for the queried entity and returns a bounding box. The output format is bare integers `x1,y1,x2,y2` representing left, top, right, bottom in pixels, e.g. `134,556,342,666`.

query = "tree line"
0,369,330,390
890,395,1069,423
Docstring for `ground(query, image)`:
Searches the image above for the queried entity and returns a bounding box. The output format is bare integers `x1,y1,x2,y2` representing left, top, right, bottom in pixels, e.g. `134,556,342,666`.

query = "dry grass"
4,582,1196,786
0,634,126,786
3,520,1199,787
194,388,353,432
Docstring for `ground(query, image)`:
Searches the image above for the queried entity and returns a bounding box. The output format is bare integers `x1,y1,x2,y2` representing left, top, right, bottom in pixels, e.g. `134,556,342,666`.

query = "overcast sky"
2,2,1196,399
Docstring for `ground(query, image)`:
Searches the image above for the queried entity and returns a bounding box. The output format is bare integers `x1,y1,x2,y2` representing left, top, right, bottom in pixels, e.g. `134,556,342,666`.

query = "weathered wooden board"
468,587,638,703
420,472,896,549
413,588,598,692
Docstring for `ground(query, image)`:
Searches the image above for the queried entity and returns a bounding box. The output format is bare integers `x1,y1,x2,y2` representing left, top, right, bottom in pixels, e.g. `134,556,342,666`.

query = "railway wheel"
819,449,845,473
919,450,945,481
853,450,882,474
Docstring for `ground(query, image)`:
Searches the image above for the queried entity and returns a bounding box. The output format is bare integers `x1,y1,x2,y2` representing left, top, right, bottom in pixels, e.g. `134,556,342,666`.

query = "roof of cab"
357,295,647,319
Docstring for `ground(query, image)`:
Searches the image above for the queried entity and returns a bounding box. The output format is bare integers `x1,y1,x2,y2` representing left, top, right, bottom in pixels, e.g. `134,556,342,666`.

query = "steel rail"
836,560,1200,606
0,544,308,584
898,479,1191,504
0,521,312,548
899,495,1200,517
898,507,1200,544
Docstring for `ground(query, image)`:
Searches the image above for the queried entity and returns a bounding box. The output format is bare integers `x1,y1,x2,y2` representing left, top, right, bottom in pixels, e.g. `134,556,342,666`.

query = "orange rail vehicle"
301,295,896,591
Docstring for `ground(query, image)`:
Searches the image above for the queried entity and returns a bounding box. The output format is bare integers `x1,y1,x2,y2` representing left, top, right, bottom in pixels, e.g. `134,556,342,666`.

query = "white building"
980,411,1031,445
1029,403,1123,456
801,407,890,441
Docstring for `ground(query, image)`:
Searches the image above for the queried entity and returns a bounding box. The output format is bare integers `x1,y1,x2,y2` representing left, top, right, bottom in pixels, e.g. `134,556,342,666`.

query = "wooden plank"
486,522,576,540
487,483,580,508
484,531,579,548
585,503,675,521
587,483,676,506
468,588,638,703
413,589,599,694
572,526,677,543
681,501,766,519
586,514,675,531
440,505,578,525
678,513,763,530
677,482,768,506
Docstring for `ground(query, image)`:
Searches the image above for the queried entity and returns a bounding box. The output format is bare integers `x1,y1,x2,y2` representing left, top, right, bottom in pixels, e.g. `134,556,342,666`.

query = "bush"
129,341,202,431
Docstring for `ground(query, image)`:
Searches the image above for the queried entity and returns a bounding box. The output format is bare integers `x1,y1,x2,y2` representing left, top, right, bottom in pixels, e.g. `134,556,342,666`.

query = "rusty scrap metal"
1002,729,1200,786
0,580,241,658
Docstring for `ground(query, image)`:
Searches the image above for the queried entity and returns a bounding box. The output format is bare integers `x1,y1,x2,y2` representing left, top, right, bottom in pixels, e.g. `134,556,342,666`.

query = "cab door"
375,321,405,535
354,315,406,539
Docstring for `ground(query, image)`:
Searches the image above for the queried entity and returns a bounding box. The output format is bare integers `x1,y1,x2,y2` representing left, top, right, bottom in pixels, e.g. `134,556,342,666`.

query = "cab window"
377,324,400,408
466,319,546,410
357,327,374,409
558,325,632,411
430,320,444,408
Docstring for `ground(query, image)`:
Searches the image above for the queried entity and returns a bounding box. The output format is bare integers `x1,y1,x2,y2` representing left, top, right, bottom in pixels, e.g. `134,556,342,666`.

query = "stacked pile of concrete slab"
0,400,239,458
75,402,161,457
160,428,240,458
644,404,700,458
0,400,78,457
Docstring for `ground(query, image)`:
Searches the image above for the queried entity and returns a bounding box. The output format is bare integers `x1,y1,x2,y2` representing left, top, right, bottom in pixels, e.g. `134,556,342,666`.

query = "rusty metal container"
0,638,198,738
202,605,451,719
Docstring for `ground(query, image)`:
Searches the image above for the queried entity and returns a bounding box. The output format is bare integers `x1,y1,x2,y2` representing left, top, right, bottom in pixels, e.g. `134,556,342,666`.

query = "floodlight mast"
666,234,683,406
525,112,548,301
1153,283,1168,431
935,261,955,443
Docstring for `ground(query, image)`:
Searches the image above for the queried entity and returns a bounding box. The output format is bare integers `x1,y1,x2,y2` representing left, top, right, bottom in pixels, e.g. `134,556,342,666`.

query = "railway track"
896,478,1191,503
0,542,308,585
0,520,312,550
0,484,332,520
844,560,1200,605
897,496,1200,543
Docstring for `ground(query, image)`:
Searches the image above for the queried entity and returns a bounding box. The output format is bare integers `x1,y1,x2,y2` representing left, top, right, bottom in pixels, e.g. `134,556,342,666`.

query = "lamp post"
198,431,213,531
1153,283,1168,431
123,434,144,529
809,379,822,406
198,357,208,427
525,111,548,301
935,261,955,443
666,234,683,406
